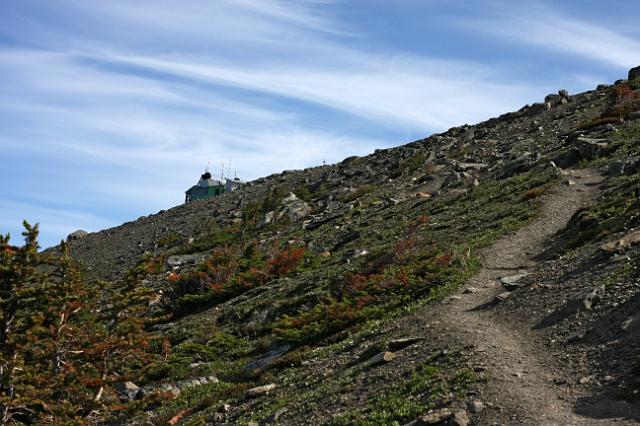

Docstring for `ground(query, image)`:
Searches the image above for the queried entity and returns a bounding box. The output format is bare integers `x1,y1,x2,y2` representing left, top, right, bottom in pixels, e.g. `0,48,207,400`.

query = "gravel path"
415,169,640,425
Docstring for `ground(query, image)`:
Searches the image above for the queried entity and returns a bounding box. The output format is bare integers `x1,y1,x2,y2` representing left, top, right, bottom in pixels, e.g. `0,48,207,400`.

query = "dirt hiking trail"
413,169,640,425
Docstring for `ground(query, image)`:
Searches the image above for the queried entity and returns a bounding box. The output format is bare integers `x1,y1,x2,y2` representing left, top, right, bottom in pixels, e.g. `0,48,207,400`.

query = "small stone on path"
388,337,423,351
364,351,396,367
495,291,512,302
246,383,276,397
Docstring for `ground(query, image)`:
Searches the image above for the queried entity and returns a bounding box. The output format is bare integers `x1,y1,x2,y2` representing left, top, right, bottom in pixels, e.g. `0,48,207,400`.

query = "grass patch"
148,381,252,425
559,173,640,250
337,184,376,203
328,357,481,426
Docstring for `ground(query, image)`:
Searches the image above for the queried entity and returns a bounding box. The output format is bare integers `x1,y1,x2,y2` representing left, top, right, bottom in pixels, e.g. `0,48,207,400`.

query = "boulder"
412,409,468,426
264,210,274,225
574,137,609,159
495,291,512,302
388,337,423,351
113,381,140,401
629,65,640,81
468,400,484,414
600,230,640,253
500,153,535,178
278,193,312,221
166,253,207,268
579,376,593,385
500,273,529,291
325,200,344,212
67,229,88,241
364,351,396,367
154,383,180,396
343,248,369,260
414,409,452,425
138,376,218,399
608,158,640,177
544,92,569,106
553,148,581,168
545,94,560,103
450,410,470,426
463,126,476,140
554,135,611,167
524,102,551,117
175,376,218,390
246,383,276,397
455,162,487,172
244,345,292,374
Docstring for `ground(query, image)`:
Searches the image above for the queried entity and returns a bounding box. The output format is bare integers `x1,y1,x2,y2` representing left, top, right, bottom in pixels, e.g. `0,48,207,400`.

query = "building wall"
185,180,244,203
207,186,225,196
186,185,226,203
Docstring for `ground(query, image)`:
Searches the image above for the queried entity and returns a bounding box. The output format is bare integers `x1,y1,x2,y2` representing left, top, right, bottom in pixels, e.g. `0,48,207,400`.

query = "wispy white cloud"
18,0,350,54
103,51,537,130
457,2,640,69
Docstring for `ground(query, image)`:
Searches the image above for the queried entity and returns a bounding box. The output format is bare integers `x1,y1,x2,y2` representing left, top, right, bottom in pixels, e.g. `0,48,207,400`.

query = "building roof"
193,171,224,188
198,178,223,187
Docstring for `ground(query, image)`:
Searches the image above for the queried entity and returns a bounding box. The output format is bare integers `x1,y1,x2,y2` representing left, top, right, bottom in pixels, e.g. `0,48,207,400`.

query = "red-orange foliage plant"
167,243,307,317
612,83,637,102
266,247,306,276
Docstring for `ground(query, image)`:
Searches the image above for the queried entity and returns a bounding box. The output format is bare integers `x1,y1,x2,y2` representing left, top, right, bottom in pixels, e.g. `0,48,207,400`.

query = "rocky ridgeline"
68,82,619,281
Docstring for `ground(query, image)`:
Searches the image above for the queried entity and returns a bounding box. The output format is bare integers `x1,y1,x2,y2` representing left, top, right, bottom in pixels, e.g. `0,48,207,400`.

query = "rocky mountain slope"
63,66,640,425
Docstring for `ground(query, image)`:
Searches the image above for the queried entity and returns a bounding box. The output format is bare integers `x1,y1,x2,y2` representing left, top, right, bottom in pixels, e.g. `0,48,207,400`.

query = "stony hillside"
60,66,640,425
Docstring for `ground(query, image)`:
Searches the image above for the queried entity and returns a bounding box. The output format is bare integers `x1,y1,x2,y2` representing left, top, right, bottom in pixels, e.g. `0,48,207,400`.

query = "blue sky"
1,0,639,248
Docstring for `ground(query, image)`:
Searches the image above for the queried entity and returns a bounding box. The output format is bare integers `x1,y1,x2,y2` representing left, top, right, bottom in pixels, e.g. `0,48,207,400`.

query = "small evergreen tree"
0,222,99,423
89,273,153,408
0,222,153,424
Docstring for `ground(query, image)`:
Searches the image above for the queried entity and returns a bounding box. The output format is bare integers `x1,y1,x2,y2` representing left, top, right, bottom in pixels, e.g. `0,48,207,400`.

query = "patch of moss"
328,355,480,426
402,153,427,175
148,381,252,425
560,173,640,250
337,184,376,203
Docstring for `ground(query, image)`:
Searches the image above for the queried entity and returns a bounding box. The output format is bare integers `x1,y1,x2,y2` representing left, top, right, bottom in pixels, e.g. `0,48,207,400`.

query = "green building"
185,171,244,203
